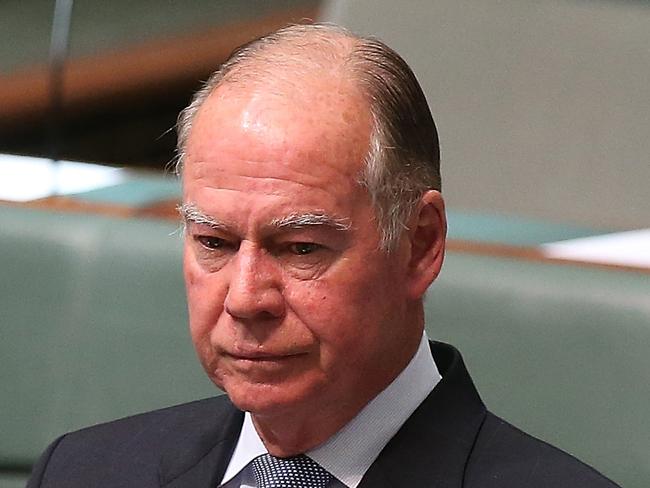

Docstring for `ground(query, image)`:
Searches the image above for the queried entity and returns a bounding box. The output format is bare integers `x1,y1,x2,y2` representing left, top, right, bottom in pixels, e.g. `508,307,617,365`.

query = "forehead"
183,76,373,218
186,74,372,173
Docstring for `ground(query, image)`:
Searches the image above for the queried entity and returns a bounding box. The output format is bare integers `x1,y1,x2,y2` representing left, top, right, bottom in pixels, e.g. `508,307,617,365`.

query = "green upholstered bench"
1,205,647,487
0,474,31,488
0,206,216,486
425,253,649,488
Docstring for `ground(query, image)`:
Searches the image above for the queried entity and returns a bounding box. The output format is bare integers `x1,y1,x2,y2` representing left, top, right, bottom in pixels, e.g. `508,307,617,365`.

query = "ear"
405,190,447,300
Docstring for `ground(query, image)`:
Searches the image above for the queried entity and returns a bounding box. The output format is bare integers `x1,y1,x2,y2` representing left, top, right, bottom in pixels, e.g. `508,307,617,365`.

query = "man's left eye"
288,242,321,255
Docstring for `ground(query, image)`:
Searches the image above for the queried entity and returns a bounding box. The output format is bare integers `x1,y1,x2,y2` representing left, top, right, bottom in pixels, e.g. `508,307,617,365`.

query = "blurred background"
1,1,648,487
1,0,648,228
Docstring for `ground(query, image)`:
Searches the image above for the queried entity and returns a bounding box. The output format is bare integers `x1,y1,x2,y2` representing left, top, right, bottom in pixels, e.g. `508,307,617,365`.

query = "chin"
228,384,293,415
222,376,324,418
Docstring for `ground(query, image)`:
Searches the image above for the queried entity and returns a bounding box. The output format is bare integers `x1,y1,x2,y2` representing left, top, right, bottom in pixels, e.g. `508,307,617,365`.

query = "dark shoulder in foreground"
27,395,241,488
466,412,621,487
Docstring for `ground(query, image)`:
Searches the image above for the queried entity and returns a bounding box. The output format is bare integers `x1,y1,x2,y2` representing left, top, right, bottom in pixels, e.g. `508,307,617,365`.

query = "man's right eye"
196,236,225,250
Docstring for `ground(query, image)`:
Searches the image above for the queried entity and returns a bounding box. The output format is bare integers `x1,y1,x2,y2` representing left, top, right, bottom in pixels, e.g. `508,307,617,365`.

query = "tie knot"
252,453,332,488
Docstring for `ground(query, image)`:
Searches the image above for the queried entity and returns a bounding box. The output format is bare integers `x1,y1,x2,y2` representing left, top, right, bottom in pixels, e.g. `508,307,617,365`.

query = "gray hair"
176,23,440,251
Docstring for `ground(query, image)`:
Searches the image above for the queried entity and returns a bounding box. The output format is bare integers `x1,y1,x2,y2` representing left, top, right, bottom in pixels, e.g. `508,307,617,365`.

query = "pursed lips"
224,349,308,362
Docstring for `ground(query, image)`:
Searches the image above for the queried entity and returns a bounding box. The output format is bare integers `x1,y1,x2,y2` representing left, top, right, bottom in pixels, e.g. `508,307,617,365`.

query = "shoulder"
51,395,235,453
27,395,241,487
465,412,620,487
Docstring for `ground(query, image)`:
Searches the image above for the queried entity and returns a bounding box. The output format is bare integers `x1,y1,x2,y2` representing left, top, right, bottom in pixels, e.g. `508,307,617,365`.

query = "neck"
251,402,359,457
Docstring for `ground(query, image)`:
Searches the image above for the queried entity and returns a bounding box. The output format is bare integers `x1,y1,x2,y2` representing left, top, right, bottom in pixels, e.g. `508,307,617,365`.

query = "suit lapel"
159,396,244,488
358,342,487,488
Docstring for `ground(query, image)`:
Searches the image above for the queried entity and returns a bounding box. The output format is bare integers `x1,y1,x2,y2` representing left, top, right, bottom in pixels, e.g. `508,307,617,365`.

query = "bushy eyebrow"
178,203,228,230
269,212,351,231
178,203,351,232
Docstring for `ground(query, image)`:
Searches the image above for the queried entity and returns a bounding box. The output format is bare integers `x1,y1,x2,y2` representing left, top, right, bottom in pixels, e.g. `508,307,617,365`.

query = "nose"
224,242,285,321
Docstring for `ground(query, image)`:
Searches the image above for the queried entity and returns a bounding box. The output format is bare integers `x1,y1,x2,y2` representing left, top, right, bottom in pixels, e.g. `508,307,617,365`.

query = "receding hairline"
200,39,367,130
176,25,374,162
181,33,376,189
219,27,359,84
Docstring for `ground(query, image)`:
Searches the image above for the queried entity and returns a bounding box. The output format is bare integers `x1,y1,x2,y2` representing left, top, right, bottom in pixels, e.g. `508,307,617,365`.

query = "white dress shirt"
219,332,441,488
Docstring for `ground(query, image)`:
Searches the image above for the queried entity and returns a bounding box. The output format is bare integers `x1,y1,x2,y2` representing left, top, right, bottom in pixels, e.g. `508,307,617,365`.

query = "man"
28,24,618,487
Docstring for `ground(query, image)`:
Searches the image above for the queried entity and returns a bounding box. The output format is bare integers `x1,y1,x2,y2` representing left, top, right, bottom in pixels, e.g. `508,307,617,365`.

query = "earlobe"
406,190,447,299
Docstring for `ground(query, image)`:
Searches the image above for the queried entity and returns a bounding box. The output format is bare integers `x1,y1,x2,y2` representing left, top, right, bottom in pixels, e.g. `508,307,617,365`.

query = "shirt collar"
220,332,441,487
220,412,266,485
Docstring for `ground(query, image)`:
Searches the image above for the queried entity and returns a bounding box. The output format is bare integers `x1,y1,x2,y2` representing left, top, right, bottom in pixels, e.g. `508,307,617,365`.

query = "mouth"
212,347,311,383
227,351,307,362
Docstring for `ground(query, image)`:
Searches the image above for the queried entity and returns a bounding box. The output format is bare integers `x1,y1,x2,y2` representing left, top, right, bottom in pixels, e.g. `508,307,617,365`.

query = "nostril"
227,309,281,323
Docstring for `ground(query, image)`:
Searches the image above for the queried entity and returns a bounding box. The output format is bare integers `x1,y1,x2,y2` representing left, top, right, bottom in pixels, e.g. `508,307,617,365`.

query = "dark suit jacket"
27,342,619,487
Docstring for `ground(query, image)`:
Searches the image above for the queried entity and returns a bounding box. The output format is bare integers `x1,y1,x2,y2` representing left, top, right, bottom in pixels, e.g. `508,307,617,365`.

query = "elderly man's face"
182,78,421,422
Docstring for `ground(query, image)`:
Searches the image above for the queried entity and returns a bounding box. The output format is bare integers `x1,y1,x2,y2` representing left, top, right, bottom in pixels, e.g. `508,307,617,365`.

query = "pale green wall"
323,0,650,231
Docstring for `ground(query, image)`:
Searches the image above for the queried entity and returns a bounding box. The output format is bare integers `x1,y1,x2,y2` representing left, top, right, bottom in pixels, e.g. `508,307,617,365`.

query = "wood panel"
0,4,320,125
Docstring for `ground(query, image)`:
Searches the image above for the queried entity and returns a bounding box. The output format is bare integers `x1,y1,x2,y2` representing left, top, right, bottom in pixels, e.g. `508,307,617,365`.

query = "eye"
196,235,226,250
288,242,321,255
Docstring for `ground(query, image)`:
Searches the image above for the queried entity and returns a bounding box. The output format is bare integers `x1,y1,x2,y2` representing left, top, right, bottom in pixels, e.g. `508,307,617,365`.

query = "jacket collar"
159,396,243,488
358,341,487,488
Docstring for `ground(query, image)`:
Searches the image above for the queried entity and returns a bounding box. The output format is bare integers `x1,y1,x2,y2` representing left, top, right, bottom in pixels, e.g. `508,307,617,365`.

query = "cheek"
184,256,226,346
285,279,374,353
296,261,403,345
